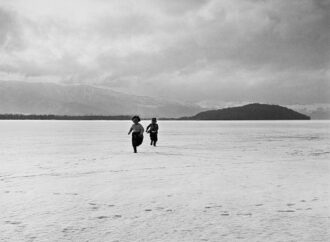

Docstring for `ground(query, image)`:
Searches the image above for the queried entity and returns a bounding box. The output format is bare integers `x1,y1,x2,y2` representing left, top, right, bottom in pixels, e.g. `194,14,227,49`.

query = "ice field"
1,120,330,241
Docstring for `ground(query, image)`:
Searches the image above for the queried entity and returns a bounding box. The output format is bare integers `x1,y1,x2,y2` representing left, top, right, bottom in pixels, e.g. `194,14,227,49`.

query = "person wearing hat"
128,115,144,153
146,118,159,146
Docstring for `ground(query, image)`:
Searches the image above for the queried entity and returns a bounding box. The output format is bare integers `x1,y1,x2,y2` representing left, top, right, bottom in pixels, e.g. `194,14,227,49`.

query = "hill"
0,81,202,118
181,103,310,120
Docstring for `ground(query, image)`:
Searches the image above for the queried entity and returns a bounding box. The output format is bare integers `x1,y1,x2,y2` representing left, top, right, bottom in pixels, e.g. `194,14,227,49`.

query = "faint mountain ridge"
287,104,330,120
181,103,310,120
0,81,202,118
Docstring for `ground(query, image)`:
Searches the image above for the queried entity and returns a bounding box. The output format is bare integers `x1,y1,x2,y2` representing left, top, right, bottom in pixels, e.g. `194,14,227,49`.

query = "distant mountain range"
0,81,201,118
0,81,324,120
0,103,310,120
181,103,310,120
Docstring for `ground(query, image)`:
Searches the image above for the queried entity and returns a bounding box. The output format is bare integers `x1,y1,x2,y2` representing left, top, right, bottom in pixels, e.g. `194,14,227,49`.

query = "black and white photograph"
0,0,329,241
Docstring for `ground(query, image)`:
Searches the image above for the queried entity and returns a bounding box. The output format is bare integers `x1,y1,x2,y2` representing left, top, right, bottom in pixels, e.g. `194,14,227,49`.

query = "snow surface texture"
1,121,329,242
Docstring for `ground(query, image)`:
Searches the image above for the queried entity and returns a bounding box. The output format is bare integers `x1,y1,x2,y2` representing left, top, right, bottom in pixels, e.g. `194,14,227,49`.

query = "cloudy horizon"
0,0,329,107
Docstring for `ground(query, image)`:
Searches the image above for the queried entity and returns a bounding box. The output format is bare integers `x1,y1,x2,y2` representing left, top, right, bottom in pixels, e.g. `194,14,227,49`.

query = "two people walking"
128,116,159,153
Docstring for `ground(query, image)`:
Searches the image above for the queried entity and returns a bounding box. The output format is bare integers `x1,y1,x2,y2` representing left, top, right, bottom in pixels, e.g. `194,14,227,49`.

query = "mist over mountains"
0,81,202,118
0,81,328,119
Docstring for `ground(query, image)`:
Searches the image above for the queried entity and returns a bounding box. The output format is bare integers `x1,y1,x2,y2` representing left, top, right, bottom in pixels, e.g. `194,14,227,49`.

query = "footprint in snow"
205,205,222,209
220,211,230,216
96,216,109,219
5,221,21,225
287,203,295,206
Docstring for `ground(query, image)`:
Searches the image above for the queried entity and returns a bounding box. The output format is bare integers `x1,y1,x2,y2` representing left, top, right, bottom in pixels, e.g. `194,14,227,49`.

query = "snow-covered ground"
1,120,329,242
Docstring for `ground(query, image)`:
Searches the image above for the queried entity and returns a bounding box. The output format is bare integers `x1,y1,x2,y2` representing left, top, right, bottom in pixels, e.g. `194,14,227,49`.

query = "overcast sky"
0,0,329,105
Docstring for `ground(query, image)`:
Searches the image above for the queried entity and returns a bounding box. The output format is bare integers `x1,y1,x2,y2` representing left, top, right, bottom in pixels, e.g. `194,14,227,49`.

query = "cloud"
0,7,25,54
0,0,329,105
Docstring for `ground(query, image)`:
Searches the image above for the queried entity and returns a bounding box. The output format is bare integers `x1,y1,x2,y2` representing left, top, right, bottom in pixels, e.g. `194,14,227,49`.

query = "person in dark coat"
146,118,159,146
128,115,144,153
